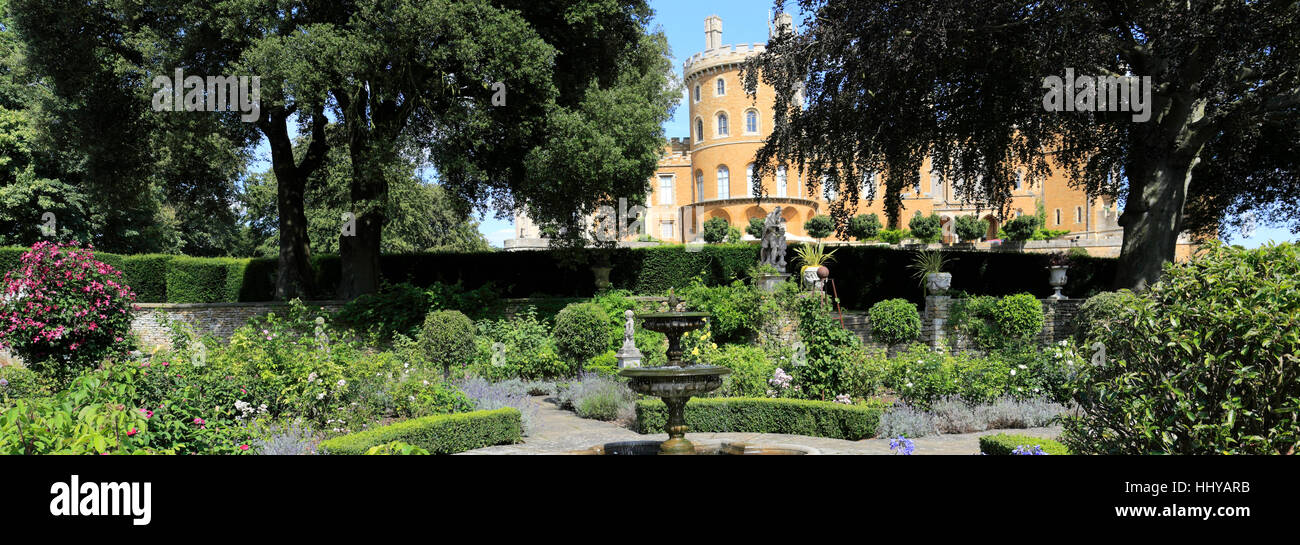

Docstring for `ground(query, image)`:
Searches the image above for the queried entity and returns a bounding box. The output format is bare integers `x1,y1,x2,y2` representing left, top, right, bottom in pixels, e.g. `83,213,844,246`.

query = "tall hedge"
121,254,174,303
165,256,250,303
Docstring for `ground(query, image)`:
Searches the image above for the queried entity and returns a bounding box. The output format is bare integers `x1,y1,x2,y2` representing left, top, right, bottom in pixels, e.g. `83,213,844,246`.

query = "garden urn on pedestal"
925,272,952,296
1048,266,1069,300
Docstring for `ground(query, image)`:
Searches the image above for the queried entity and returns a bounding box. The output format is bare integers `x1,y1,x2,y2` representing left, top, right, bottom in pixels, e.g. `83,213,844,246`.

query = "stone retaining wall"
132,301,346,349
844,297,1082,351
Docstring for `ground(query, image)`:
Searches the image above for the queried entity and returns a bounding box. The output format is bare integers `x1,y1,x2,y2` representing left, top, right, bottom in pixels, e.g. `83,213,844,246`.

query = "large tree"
744,1,1300,289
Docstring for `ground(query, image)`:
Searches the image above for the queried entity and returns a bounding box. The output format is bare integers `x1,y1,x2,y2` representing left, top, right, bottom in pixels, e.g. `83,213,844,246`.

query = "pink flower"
127,428,138,437
239,444,250,451
140,409,153,419
193,417,205,426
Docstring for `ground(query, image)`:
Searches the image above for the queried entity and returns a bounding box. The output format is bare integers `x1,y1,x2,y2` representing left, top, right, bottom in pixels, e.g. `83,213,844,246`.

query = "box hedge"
635,397,882,440
164,256,250,303
978,433,1071,455
121,254,175,303
319,408,522,455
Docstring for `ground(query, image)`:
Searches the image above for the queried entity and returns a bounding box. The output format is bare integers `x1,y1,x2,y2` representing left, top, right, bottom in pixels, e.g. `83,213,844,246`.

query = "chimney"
705,15,723,50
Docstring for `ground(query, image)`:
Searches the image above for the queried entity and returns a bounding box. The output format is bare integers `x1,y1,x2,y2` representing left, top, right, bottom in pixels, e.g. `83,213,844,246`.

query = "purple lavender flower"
889,435,916,455
1012,444,1049,455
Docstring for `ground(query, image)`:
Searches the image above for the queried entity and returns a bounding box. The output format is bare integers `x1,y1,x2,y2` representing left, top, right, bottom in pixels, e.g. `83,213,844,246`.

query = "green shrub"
839,346,890,399
868,298,921,346
794,293,860,399
635,397,882,440
363,441,430,455
0,365,53,401
584,351,619,377
991,293,1045,347
803,214,834,240
848,213,882,241
1071,290,1139,345
1063,242,1300,455
426,281,504,321
907,212,942,243
471,309,571,380
707,344,776,397
558,374,635,421
877,229,910,244
418,310,476,378
334,282,432,341
979,433,1070,455
319,408,522,455
954,215,988,242
1002,216,1039,241
746,217,765,239
165,256,249,303
553,302,610,371
702,217,731,243
679,281,761,344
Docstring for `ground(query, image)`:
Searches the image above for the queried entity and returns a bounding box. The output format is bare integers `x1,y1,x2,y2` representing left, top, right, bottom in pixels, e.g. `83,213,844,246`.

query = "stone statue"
616,309,643,368
759,206,788,273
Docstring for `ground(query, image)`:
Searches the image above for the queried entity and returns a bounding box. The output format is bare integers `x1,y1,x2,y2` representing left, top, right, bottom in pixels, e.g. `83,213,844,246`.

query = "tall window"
861,171,875,198
745,164,756,197
1055,208,1062,225
695,171,704,202
776,168,787,197
716,112,729,136
1076,206,1083,223
716,77,726,96
660,221,674,239
745,110,759,134
1014,170,1024,190
695,118,704,141
716,166,730,199
693,84,700,102
657,175,674,205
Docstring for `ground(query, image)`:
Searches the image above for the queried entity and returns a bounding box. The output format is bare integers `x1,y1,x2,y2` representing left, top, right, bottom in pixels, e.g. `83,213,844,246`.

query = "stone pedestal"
755,273,791,292
920,295,951,348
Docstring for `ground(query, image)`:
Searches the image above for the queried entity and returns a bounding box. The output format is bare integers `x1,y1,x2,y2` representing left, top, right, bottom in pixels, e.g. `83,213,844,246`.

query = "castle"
507,15,1196,260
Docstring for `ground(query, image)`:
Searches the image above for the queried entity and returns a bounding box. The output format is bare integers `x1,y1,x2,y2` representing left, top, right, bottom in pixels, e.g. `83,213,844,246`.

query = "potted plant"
793,242,838,291
750,263,788,292
908,249,952,296
1046,251,1070,299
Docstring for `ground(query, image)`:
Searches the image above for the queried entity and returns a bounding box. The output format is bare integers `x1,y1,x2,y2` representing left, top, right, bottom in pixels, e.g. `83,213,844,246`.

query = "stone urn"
925,272,952,295
801,266,824,291
1048,266,1068,300
591,266,612,290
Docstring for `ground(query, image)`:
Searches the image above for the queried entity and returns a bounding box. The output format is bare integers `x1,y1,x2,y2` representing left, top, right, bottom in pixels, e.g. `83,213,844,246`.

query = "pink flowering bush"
0,241,137,381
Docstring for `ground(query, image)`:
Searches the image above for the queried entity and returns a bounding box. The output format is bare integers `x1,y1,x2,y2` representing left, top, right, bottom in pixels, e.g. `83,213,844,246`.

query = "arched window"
716,112,729,136
716,77,726,96
693,84,701,103
745,164,756,196
745,110,759,134
695,171,704,202
695,118,704,141
776,168,788,197
717,165,730,199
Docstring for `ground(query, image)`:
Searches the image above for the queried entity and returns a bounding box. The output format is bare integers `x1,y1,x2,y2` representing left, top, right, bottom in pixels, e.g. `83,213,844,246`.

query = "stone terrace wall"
132,301,346,349
844,297,1083,351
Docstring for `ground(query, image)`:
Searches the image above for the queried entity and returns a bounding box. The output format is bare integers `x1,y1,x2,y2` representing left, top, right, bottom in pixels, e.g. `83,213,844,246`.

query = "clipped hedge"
635,397,882,440
979,433,1071,455
0,243,1117,304
319,408,522,455
165,256,250,303
121,254,175,303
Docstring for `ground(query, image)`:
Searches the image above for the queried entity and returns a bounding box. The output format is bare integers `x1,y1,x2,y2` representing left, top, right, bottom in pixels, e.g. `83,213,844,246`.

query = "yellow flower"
691,348,700,356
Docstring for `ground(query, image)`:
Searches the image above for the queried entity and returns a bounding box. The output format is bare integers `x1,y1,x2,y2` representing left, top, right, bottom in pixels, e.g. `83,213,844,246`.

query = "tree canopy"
744,0,1300,289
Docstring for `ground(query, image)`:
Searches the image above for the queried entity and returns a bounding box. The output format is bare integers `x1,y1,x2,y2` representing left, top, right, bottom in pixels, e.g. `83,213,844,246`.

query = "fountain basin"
570,440,818,455
620,365,730,398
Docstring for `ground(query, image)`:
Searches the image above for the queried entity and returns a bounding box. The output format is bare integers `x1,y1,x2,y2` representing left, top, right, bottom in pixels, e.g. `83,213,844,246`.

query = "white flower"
337,379,347,387
1017,364,1027,370
408,395,416,402
307,372,318,383
316,392,326,400
905,382,913,388
1010,369,1017,376
422,380,429,386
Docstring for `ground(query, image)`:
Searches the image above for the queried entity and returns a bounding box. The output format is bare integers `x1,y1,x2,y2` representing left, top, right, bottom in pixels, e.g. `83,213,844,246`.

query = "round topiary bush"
1002,215,1039,241
1062,242,1300,455
1072,290,1140,344
418,310,476,378
553,302,610,372
908,213,942,243
954,214,988,242
991,293,1045,346
848,213,882,241
868,298,921,346
0,241,137,383
803,214,834,240
702,217,731,243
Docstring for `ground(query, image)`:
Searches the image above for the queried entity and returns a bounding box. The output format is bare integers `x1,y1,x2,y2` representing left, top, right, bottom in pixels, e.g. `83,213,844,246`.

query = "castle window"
695,171,704,201
1076,206,1083,223
716,77,726,96
695,118,704,141
658,175,674,205
717,166,730,199
1055,208,1062,226
776,168,788,197
716,112,729,136
660,221,674,240
745,109,759,134
1014,170,1024,190
693,84,701,103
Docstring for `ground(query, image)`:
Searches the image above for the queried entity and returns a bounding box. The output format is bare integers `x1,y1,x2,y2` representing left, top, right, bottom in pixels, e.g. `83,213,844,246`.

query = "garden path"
458,396,1061,455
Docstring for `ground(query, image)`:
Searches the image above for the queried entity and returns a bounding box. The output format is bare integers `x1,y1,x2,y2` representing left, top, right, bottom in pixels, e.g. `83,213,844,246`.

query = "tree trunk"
335,87,391,299
261,107,327,300
1114,155,1198,291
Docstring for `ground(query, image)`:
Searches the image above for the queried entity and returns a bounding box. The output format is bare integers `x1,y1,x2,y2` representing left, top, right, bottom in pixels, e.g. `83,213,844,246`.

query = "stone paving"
458,396,1062,455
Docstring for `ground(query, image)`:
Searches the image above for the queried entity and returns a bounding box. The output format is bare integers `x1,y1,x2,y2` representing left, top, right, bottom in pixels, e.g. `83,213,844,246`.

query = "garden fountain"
572,290,815,455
